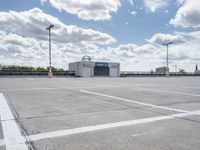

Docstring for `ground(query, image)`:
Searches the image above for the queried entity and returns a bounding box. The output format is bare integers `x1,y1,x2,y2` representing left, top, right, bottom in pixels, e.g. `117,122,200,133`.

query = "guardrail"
0,71,75,77
120,72,200,77
0,71,199,77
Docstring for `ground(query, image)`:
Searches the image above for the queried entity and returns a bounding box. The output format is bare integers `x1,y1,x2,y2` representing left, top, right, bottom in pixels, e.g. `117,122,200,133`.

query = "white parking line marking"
29,111,200,141
1,83,199,93
1,87,58,91
0,139,5,147
0,86,130,92
0,86,128,92
138,87,200,97
0,84,173,92
80,90,189,113
181,86,200,90
25,78,35,81
0,93,28,150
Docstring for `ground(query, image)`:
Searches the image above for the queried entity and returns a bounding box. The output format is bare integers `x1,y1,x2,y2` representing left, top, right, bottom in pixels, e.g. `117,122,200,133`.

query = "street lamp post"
46,24,54,78
162,42,173,77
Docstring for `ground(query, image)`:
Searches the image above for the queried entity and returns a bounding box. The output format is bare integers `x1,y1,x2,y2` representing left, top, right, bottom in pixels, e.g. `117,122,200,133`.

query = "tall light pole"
162,42,173,77
46,24,54,78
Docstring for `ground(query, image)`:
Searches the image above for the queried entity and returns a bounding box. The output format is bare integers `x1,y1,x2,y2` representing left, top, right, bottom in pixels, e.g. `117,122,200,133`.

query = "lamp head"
162,42,173,46
46,24,54,30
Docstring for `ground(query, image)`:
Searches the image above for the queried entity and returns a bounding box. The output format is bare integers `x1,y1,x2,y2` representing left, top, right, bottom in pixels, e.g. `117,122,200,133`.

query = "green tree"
178,69,186,74
1,65,65,73
36,67,47,72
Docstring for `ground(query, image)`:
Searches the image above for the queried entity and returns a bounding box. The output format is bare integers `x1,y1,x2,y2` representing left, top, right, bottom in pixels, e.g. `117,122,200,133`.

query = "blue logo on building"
95,62,108,67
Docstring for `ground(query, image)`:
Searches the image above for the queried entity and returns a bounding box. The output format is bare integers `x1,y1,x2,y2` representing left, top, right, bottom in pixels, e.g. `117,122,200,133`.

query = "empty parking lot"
0,77,200,150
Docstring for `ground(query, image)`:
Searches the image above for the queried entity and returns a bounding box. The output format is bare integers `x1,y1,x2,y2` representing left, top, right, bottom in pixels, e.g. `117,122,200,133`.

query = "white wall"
69,61,120,77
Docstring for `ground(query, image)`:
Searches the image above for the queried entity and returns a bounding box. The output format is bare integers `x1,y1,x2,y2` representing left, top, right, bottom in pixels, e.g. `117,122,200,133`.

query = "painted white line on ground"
80,90,189,113
0,139,5,147
0,84,169,92
0,86,128,92
0,86,129,92
1,87,58,91
29,111,200,141
0,93,28,150
181,86,200,90
138,87,200,97
25,78,35,81
0,84,171,92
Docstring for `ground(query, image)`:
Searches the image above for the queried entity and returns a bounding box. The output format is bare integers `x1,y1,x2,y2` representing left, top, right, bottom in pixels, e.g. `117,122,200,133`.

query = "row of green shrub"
0,65,64,72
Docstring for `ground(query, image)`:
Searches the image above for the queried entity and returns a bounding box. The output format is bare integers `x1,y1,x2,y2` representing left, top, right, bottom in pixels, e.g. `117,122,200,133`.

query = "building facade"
155,67,167,74
195,64,200,74
69,61,120,77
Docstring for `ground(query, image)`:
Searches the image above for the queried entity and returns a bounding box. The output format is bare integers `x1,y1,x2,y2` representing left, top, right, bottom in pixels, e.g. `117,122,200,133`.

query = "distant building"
69,56,120,77
155,67,167,74
195,64,200,74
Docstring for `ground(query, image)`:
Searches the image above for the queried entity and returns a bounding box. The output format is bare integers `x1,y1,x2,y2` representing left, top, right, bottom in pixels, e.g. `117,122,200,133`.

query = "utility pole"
162,42,173,77
46,24,54,78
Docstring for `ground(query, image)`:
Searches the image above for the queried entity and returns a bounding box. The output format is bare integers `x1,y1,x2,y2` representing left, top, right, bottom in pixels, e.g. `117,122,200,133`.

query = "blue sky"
0,0,200,71
0,0,180,44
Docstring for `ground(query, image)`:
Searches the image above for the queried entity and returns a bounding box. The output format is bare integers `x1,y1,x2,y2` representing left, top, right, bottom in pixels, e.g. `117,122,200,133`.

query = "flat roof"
0,77,200,149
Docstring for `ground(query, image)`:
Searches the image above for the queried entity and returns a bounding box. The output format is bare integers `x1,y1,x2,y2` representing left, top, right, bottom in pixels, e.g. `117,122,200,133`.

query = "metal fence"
0,70,199,77
0,71,75,77
120,71,200,77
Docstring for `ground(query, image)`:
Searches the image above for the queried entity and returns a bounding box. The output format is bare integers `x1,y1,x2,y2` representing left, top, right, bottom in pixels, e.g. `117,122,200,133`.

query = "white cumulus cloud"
170,0,200,28
0,8,116,45
144,0,171,12
176,0,186,5
41,0,121,21
130,10,137,16
0,8,116,68
148,33,186,45
128,0,134,6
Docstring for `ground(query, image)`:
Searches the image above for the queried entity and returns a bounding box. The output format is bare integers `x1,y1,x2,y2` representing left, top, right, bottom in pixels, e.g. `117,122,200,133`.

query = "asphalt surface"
0,77,200,150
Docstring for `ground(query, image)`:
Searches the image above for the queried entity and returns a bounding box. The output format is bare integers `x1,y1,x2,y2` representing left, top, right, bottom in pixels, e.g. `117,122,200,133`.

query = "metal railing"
120,71,200,77
0,70,75,77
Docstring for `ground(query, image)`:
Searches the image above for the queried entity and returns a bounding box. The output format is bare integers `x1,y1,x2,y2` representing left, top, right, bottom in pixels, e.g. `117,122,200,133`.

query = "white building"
69,61,120,77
